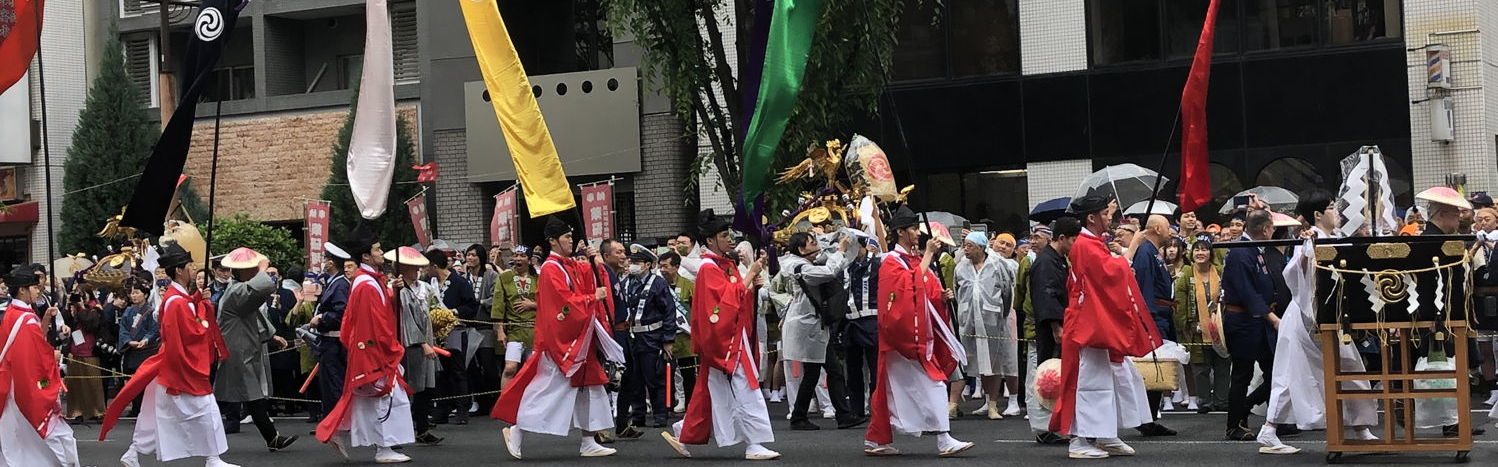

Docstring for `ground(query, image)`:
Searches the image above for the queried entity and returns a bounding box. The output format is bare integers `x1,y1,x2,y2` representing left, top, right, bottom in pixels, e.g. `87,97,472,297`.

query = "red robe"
491,253,613,424
316,265,410,442
0,301,63,438
865,246,959,445
1048,231,1162,435
101,283,228,439
678,252,760,445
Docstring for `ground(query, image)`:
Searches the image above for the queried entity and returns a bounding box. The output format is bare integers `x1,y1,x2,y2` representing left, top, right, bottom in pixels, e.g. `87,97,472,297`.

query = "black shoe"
1226,426,1256,441
836,416,868,429
1035,432,1067,445
790,419,822,431
1196,404,1212,414
430,416,449,425
267,434,298,452
616,425,645,440
595,432,616,444
650,419,670,428
1277,425,1302,437
452,416,468,426
1137,422,1177,437
415,431,444,445
224,424,241,435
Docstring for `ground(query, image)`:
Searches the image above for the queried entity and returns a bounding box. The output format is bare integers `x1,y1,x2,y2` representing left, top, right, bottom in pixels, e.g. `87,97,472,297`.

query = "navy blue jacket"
1133,241,1176,341
1222,235,1278,358
315,274,350,335
620,272,678,350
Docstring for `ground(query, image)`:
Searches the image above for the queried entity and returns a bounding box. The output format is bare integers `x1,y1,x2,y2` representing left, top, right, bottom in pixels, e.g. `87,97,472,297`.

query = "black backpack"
794,264,850,328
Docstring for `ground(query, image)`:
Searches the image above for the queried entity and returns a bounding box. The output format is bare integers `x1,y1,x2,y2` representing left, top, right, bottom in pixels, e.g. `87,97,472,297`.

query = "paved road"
75,399,1498,466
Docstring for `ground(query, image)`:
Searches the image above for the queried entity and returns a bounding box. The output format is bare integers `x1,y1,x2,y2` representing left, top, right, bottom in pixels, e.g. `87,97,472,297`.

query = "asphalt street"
74,398,1498,466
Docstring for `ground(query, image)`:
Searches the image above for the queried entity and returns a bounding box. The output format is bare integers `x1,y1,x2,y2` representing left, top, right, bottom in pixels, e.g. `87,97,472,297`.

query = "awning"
0,201,39,224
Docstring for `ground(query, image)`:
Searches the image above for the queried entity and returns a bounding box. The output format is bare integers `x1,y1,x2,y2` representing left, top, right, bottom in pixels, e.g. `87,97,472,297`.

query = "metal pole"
34,2,58,302
206,99,222,255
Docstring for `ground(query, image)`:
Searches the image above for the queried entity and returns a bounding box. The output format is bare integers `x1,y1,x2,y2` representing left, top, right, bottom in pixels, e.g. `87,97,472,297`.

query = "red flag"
490,187,518,246
406,193,433,247
581,183,614,241
1178,0,1219,213
412,162,439,183
0,0,42,94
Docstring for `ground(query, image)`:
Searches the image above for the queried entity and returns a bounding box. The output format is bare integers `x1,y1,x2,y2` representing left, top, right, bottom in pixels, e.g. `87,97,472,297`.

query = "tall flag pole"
346,0,397,220
120,0,248,234
739,0,826,203
0,0,43,94
460,0,574,218
1178,0,1220,214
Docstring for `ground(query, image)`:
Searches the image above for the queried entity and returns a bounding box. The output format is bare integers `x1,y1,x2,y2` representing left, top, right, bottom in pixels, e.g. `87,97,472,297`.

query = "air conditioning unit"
1431,96,1455,142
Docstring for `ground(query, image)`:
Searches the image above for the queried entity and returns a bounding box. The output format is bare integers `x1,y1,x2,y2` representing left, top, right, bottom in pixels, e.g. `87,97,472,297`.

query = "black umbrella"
1029,197,1071,224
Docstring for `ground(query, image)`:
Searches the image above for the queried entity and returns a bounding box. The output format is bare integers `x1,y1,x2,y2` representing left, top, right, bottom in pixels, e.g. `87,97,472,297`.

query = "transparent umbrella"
1072,164,1170,210
1218,186,1298,214
1124,200,1178,216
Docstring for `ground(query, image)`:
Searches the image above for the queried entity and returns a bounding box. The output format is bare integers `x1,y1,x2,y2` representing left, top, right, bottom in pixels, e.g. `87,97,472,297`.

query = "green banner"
740,0,826,201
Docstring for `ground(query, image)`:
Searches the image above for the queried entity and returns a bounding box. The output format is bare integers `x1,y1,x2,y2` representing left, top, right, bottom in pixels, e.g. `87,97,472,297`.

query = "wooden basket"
1131,358,1181,391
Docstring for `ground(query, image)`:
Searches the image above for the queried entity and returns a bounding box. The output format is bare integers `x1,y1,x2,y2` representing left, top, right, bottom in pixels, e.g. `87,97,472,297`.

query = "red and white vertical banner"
491,186,519,246
304,200,331,270
406,192,433,248
581,182,613,241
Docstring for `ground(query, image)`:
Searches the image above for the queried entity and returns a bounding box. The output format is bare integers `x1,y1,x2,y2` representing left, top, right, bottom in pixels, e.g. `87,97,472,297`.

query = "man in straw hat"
390,248,441,445
103,241,237,467
0,264,80,466
314,224,415,464
1415,186,1482,438
860,205,974,457
1047,195,1162,460
662,209,780,460
310,241,354,422
492,215,623,459
214,247,297,451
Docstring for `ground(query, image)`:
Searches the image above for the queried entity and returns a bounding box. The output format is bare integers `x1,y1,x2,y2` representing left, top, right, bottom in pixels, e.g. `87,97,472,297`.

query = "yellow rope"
1313,255,1471,275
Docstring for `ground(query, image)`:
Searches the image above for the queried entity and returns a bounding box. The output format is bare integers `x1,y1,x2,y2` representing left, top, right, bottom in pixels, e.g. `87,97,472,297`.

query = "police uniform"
615,247,678,429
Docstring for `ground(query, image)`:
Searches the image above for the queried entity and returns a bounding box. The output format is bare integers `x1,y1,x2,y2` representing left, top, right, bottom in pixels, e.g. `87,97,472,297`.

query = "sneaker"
239,415,254,425
267,434,298,452
822,410,836,419
744,444,780,460
1277,425,1302,437
415,431,444,445
580,436,617,457
790,419,821,430
769,390,783,403
947,402,960,419
1068,438,1108,459
616,425,645,440
120,447,141,467
1095,439,1134,456
1034,431,1067,445
863,441,901,456
1226,426,1256,441
1162,398,1176,411
987,405,1004,420
1136,422,1176,437
374,446,411,463
660,431,692,458
205,456,241,467
502,427,523,460
836,415,869,429
595,431,617,444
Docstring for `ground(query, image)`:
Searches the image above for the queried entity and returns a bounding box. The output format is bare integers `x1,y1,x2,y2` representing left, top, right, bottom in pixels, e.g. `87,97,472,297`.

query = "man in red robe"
103,242,236,467
660,209,778,460
0,264,78,466
314,224,414,463
862,205,974,457
1047,195,1163,459
491,216,623,459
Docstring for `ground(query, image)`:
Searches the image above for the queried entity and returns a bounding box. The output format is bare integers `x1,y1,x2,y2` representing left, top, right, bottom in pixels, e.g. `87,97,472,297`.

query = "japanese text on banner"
492,188,518,247
407,193,433,248
305,201,331,271
581,184,613,241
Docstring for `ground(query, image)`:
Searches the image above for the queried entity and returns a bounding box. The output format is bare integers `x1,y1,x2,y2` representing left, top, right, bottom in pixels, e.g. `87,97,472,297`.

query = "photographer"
780,231,865,431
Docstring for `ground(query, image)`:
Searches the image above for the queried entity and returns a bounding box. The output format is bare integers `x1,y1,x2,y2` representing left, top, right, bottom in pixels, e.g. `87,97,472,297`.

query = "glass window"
1166,0,1241,58
1254,157,1325,196
1089,0,1162,65
1323,0,1401,44
892,1,946,80
949,0,1020,76
961,171,1028,235
1245,0,1318,51
1207,163,1244,217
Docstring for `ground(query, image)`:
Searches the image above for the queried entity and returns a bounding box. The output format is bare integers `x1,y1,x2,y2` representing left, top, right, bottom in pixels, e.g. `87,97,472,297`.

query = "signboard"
304,200,330,270
491,187,518,247
406,193,432,248
581,183,613,241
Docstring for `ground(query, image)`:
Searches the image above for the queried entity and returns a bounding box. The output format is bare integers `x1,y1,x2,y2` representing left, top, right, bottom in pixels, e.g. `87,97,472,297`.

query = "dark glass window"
1208,162,1244,216
1166,0,1241,58
1323,0,1401,44
1244,0,1318,51
1254,157,1324,196
949,0,1021,76
1089,0,1162,65
892,1,946,80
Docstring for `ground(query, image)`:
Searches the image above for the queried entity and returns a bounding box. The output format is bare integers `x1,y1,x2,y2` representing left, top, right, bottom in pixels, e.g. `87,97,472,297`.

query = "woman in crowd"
117,283,160,417
1174,235,1229,414
64,283,109,421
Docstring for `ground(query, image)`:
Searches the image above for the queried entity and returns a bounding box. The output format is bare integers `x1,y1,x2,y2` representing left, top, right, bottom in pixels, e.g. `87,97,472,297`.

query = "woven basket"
1131,358,1181,391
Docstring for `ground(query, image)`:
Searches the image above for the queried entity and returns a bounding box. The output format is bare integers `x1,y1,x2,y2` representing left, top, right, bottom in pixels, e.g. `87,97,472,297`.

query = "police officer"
311,242,353,421
615,245,679,436
843,237,880,419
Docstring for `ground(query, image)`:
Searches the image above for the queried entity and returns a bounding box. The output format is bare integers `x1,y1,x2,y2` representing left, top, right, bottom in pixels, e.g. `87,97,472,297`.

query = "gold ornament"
1372,270,1408,304
430,307,458,340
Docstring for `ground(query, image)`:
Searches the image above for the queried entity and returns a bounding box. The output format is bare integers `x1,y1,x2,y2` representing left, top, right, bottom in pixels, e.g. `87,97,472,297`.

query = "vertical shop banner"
304,201,331,270
491,188,518,246
581,183,613,241
407,193,432,247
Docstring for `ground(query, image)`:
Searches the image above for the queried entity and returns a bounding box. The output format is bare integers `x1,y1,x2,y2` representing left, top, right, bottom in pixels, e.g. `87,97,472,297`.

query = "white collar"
9,299,31,311
360,263,378,274
894,244,913,256
1082,227,1099,238
171,282,189,295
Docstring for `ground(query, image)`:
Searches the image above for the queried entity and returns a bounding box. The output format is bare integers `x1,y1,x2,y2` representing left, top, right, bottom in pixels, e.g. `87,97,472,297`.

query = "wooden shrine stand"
1320,322,1472,463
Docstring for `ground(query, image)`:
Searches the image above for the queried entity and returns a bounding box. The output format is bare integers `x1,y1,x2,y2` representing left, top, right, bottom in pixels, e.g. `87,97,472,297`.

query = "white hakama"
1070,347,1151,439
515,354,613,436
336,378,416,447
882,351,950,437
701,366,775,447
0,393,78,467
132,382,227,461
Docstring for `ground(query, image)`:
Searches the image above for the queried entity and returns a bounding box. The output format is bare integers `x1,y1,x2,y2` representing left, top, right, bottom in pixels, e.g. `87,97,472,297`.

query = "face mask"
156,279,170,288
627,264,644,276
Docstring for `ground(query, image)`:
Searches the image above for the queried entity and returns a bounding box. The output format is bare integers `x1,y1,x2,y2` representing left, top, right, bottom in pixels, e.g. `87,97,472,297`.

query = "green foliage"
176,178,210,225
318,90,420,250
59,25,159,255
208,213,301,271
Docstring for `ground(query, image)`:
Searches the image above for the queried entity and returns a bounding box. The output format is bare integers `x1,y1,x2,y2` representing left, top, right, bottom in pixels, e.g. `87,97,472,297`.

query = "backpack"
793,264,850,328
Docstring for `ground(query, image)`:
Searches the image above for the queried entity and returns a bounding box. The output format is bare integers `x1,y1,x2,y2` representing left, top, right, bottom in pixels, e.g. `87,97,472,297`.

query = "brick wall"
25,1,89,263
431,128,486,246
1019,0,1088,75
1405,0,1495,193
1026,159,1092,212
634,112,692,239
179,105,419,223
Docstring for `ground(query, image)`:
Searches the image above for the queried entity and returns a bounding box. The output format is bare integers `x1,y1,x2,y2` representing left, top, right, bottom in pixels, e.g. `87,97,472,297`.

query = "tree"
59,25,158,255
318,90,420,250
208,214,301,271
176,178,211,226
604,0,924,213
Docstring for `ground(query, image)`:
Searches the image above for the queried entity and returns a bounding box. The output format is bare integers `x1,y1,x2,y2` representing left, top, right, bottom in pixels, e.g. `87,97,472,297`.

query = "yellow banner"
460,0,575,217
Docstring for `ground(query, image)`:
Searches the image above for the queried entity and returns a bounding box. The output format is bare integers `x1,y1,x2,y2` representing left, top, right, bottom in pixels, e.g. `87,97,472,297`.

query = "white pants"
703,367,775,447
515,354,613,437
0,393,78,467
782,360,831,413
504,341,527,363
1024,347,1052,434
883,352,949,437
336,379,416,448
133,382,228,461
1070,347,1151,439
